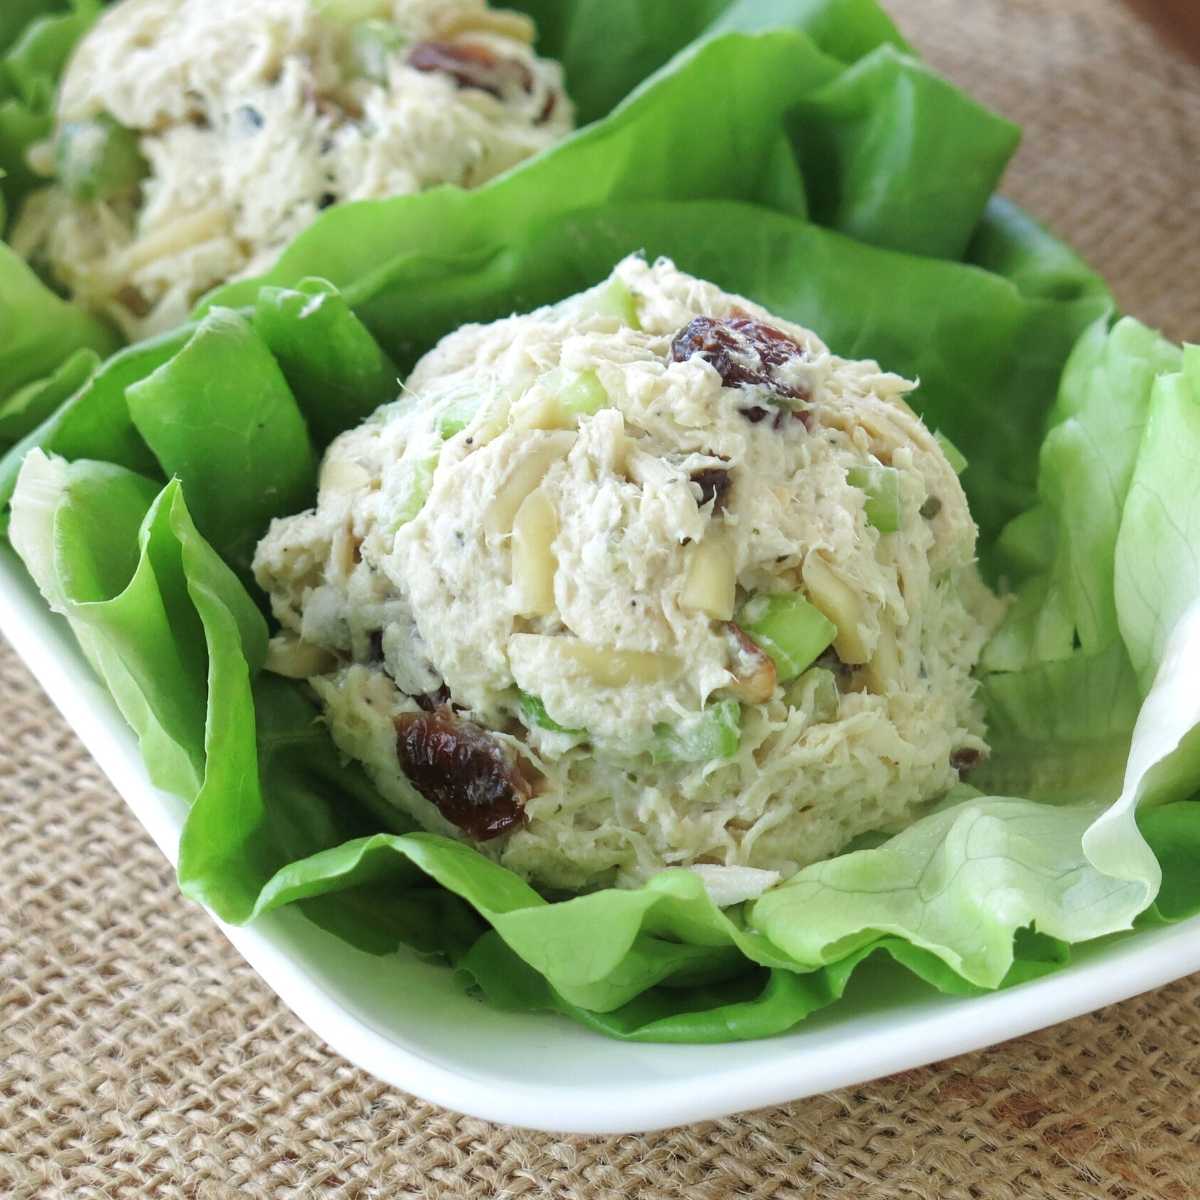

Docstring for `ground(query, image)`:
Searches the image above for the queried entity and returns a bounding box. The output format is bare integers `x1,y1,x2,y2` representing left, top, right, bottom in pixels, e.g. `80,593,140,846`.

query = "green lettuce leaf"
0,324,189,520
458,923,1071,1043
788,45,1018,260
194,24,1097,544
3,2,100,111
7,449,411,916
0,0,107,226
0,2,72,56
976,317,1188,808
0,344,97,444
749,780,1160,991
252,277,400,448
0,242,118,407
0,96,51,222
977,643,1139,803
1115,347,1200,689
1111,349,1200,810
125,307,317,573
984,317,1182,671
511,0,907,126
10,451,258,798
1141,801,1200,922
1083,605,1200,889
5,1,1200,1046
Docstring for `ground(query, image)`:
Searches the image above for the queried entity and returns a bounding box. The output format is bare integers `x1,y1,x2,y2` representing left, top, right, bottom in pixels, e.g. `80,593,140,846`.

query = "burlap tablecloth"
3,2,1199,1196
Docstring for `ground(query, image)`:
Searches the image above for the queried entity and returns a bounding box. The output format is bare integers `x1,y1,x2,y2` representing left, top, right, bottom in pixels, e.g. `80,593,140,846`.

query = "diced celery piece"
347,19,406,82
582,278,641,330
438,397,480,438
934,430,968,475
56,114,147,202
392,453,437,528
559,369,608,417
650,699,741,764
847,464,901,533
518,692,583,735
784,667,840,723
738,592,837,682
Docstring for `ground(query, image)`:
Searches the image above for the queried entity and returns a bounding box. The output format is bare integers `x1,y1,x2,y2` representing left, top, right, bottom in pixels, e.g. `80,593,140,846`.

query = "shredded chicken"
255,256,1002,896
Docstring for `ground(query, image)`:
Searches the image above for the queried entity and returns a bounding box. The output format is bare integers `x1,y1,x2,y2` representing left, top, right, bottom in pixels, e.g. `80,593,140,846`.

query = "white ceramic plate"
3,542,1199,1135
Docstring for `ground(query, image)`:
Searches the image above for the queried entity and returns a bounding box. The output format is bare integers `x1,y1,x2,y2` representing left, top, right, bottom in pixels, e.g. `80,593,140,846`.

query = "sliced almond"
114,207,229,276
681,534,736,621
319,457,371,500
511,487,558,616
861,625,899,694
560,641,682,687
509,392,573,433
822,399,914,464
331,524,361,578
265,635,338,679
485,431,576,534
510,633,682,687
801,552,870,664
26,139,55,177
435,8,537,44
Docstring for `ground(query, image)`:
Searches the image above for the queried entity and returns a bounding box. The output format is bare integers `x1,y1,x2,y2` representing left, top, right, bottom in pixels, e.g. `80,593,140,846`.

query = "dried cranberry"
738,405,770,424
690,467,732,513
950,747,985,775
395,709,530,840
671,316,810,402
407,41,534,99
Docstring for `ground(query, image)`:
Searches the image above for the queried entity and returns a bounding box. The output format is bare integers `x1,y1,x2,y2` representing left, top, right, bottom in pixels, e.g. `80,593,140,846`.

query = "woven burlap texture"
3,1,1199,1196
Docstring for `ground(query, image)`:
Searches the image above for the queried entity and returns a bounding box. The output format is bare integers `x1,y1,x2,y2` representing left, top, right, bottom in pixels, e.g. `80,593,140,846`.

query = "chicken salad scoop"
255,256,1003,900
13,0,572,339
